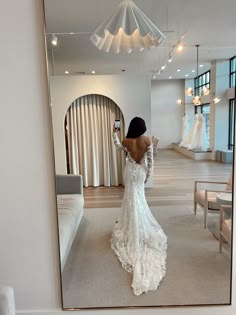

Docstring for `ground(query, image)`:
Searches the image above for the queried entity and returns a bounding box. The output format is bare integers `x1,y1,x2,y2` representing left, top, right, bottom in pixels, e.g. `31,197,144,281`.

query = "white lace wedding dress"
111,133,167,296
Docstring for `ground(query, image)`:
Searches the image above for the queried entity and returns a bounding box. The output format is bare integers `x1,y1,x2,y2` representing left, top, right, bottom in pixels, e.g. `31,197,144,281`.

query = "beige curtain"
65,94,125,187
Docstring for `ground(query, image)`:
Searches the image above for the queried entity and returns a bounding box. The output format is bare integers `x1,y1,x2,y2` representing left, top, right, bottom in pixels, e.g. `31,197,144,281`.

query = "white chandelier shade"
90,0,166,53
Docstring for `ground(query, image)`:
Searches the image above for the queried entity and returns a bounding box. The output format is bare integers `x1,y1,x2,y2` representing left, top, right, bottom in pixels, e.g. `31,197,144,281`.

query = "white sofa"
0,285,15,315
56,175,84,270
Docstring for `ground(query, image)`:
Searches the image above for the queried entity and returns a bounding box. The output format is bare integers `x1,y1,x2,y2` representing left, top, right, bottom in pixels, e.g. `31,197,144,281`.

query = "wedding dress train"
111,133,167,296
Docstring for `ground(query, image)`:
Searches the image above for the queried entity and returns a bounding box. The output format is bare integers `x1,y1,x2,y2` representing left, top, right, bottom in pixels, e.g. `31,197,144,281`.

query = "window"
229,99,235,150
230,56,236,88
194,70,210,96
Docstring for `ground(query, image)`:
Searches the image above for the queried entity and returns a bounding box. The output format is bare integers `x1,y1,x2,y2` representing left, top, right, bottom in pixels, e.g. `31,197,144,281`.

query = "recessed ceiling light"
169,76,172,79
185,74,189,77
91,70,96,74
177,69,181,72
65,71,69,74
199,64,204,68
192,70,195,73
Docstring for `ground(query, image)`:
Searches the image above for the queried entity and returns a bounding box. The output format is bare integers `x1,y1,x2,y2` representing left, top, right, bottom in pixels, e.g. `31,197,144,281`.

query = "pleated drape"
65,94,125,187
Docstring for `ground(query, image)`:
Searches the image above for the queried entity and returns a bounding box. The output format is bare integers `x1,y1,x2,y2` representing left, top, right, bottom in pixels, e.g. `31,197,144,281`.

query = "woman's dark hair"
126,117,147,138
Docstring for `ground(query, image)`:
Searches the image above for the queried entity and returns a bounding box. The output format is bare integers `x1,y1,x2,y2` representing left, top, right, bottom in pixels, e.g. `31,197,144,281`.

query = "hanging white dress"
189,114,208,151
180,114,199,148
179,114,190,146
110,133,167,296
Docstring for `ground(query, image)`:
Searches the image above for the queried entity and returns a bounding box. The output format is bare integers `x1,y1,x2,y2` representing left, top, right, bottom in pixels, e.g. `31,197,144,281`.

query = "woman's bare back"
122,136,151,164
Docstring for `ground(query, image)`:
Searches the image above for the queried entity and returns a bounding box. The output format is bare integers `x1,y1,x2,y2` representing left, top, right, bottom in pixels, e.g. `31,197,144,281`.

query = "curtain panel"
65,94,125,187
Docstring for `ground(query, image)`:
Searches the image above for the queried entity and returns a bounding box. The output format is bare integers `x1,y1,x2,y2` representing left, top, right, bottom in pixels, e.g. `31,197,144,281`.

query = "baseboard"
16,305,236,315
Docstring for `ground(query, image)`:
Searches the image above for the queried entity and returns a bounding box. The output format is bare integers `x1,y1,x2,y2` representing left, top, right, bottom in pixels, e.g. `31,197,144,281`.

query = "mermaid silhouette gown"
110,133,167,296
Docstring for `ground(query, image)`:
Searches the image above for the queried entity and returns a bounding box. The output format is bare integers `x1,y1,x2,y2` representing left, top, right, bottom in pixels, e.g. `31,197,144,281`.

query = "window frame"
194,70,210,96
229,99,235,150
230,56,236,88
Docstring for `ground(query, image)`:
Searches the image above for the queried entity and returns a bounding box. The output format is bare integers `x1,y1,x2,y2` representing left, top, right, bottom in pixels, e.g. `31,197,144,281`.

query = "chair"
152,136,160,155
219,205,232,253
194,174,232,228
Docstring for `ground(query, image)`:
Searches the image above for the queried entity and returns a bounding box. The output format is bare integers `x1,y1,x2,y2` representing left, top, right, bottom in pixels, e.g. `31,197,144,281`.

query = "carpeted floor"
61,206,231,309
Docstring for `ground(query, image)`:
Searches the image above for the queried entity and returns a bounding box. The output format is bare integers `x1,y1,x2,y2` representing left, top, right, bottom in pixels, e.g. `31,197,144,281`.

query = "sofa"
0,285,15,315
56,174,84,270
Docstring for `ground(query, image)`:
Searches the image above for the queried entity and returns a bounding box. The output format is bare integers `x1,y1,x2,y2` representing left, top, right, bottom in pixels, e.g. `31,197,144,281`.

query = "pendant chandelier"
90,0,166,54
185,45,220,105
192,45,202,105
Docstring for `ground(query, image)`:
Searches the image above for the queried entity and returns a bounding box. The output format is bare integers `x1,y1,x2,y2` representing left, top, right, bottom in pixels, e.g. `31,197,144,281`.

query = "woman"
111,117,167,296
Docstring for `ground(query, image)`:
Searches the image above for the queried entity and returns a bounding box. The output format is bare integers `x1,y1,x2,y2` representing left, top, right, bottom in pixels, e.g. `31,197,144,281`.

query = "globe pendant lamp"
90,0,166,53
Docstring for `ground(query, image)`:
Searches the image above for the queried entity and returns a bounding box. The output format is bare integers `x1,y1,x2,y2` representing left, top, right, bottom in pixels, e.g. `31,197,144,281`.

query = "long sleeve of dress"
146,145,153,181
112,132,125,151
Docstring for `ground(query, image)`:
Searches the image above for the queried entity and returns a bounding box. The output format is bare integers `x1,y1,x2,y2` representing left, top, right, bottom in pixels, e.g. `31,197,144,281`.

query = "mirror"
44,0,235,310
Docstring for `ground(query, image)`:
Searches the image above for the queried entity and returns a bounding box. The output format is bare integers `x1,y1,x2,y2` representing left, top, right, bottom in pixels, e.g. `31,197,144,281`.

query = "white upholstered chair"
219,205,232,253
194,174,232,228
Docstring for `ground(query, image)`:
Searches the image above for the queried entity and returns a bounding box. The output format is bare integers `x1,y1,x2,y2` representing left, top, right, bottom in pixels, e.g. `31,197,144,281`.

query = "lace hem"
110,225,167,296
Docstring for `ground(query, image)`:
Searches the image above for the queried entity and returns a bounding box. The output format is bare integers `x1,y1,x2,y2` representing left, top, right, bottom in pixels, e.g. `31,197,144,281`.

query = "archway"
64,94,125,187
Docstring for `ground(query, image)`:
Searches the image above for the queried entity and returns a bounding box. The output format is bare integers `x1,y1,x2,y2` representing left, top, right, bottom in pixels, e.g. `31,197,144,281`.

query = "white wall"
151,79,185,148
0,0,61,311
1,1,236,314
50,75,151,173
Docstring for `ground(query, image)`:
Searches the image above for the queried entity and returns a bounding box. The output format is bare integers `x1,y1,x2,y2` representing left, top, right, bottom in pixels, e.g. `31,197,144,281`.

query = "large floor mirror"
44,0,235,310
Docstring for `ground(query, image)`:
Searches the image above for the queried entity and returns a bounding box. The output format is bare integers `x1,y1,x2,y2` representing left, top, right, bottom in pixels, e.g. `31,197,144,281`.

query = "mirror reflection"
44,0,235,309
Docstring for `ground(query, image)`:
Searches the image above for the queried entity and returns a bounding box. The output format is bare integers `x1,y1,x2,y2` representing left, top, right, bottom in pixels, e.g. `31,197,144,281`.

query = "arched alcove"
64,94,125,187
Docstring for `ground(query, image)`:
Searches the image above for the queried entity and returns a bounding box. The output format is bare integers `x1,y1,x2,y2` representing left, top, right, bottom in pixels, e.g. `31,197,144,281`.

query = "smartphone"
114,119,121,131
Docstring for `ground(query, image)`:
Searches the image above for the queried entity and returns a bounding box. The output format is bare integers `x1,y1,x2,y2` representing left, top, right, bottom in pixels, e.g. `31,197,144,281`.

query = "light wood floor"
83,149,232,208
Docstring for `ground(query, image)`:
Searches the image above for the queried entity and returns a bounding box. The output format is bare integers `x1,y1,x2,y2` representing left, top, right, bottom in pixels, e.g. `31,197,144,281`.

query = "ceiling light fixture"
192,45,202,105
185,87,193,96
51,34,58,46
177,99,183,105
213,97,221,104
184,45,220,106
176,44,184,52
90,0,166,53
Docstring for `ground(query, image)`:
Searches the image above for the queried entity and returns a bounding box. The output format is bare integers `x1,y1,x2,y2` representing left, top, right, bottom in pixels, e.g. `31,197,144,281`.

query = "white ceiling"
44,0,236,80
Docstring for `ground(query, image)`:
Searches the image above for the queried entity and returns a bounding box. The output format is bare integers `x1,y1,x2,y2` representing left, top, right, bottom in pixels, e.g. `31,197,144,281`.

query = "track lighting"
176,44,184,52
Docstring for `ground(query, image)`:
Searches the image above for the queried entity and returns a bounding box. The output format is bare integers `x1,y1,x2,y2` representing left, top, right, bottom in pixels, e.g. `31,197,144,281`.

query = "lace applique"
145,145,153,181
112,132,125,151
